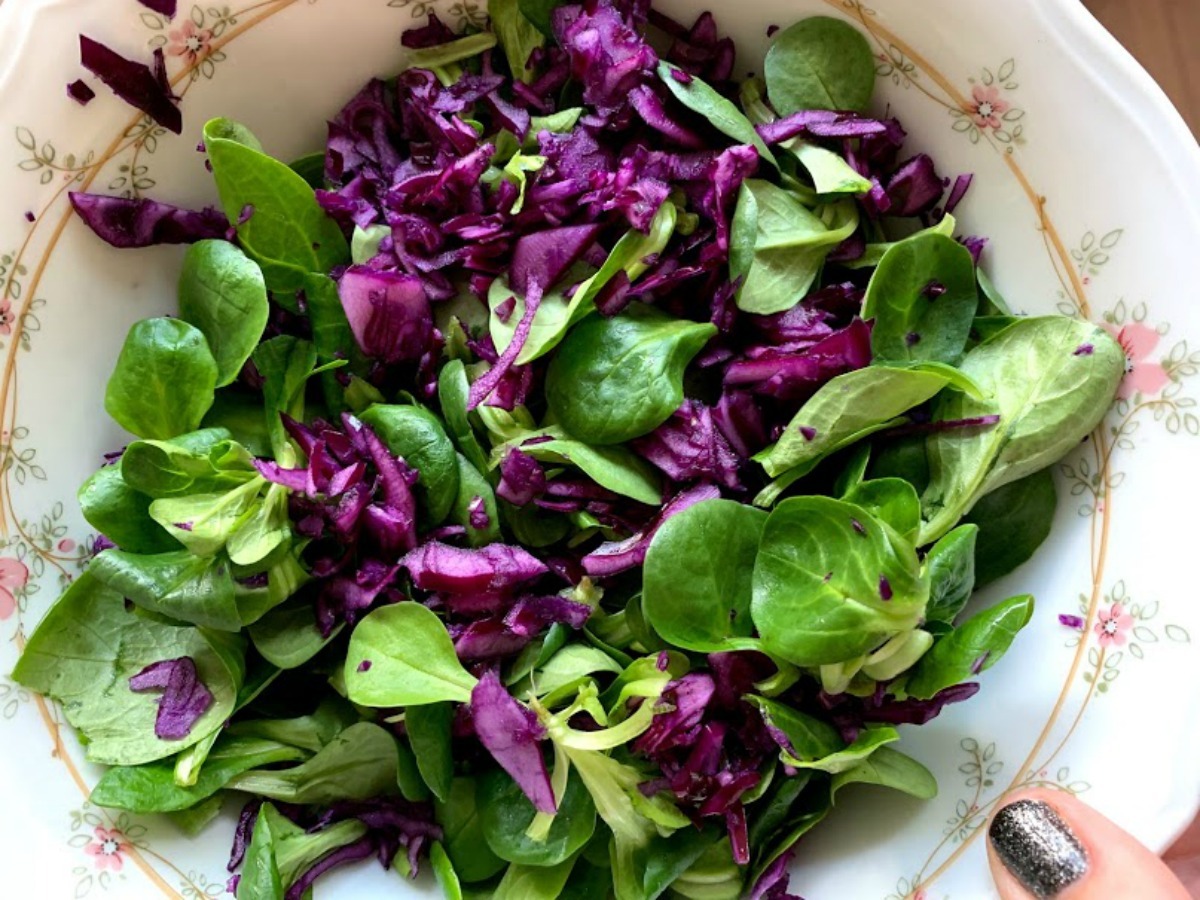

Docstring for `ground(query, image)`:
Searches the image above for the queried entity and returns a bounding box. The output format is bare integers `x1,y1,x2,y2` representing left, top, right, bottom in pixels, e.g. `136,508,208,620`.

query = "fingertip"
985,787,1190,899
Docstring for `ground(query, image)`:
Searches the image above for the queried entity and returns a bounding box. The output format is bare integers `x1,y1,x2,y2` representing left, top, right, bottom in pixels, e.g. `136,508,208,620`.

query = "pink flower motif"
83,826,129,872
168,19,213,64
1104,322,1171,400
0,299,14,336
58,538,76,553
0,557,28,620
968,84,1010,130
1094,602,1134,648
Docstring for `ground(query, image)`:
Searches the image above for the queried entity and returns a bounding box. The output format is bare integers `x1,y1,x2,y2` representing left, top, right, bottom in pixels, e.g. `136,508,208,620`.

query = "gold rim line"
21,631,184,900
829,0,1093,321
3,2,305,895
815,2,1114,894
0,0,304,441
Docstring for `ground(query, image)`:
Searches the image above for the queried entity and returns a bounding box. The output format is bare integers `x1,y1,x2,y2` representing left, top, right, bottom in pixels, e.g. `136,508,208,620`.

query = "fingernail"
989,798,1089,898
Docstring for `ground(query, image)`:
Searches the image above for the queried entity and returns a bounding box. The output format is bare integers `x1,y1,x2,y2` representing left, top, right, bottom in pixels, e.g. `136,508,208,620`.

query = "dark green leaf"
451,454,502,547
12,573,241,765
842,479,921,544
923,524,978,623
91,735,306,813
90,549,242,631
657,62,777,166
437,777,509,883
479,765,596,866
751,497,928,665
863,233,978,364
105,318,218,440
360,403,460,525
408,702,455,802
203,118,348,291
545,309,716,445
830,745,938,801
78,465,179,554
643,499,767,652
248,602,342,670
439,360,490,473
764,16,876,114
226,722,408,803
178,240,270,387
905,594,1034,699
964,468,1057,586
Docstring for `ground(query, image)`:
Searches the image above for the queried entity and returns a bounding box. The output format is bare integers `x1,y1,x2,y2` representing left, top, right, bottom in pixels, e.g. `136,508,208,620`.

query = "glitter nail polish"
989,799,1089,898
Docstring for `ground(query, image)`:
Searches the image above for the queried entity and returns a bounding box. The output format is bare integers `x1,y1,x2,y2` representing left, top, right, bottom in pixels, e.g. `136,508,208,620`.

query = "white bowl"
0,0,1197,897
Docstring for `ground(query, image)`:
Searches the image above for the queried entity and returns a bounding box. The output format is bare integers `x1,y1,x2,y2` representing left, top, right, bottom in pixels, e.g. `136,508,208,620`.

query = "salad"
15,1,1124,898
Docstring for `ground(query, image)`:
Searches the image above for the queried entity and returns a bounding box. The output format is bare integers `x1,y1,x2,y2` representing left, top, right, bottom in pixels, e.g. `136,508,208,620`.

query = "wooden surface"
1084,0,1200,135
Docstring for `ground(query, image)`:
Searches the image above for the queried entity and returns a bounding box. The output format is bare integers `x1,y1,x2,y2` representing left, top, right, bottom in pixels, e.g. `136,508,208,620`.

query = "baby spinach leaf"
731,180,859,315
78,465,178,554
252,336,321,459
345,602,478,706
13,573,240,765
868,434,930,493
517,0,562,36
515,432,662,505
623,826,723,900
964,467,1056,586
91,735,307,813
754,365,960,501
203,118,348,291
150,476,265,557
781,726,900,774
440,360,490,473
657,62,777,166
642,499,767,652
437,777,509,883
830,745,938,801
248,602,342,670
842,214,957,271
764,16,876,114
520,644,625,701
228,697,357,753
226,482,291,567
920,318,1124,542
977,266,1013,316
90,549,242,632
905,594,1034,699
842,479,921,544
431,842,465,900
226,722,406,803
923,525,978,624
237,802,284,900
407,702,455,802
479,765,597,866
237,802,367,900
666,836,744,900
360,403,460,525
545,309,716,445
494,855,580,900
863,233,978,364
400,32,499,72
751,497,928,666
105,318,219,440
451,454,502,548
121,433,256,499
178,240,270,387
745,696,842,762
791,141,872,195
489,202,677,365
288,152,326,189
489,0,544,83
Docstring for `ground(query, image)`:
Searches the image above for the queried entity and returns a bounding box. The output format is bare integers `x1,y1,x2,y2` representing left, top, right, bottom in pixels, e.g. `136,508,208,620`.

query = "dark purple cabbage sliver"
69,193,228,248
79,36,182,134
471,671,556,813
137,0,178,16
67,79,95,105
128,656,213,740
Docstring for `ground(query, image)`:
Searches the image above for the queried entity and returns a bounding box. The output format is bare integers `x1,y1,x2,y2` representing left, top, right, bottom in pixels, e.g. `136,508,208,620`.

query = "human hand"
987,787,1196,898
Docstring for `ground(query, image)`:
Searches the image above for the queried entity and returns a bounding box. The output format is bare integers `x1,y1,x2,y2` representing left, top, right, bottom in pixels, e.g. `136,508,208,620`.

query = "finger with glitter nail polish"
987,788,1191,899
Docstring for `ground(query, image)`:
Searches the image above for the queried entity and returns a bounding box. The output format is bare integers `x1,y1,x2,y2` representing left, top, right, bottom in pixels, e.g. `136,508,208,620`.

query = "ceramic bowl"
0,0,1197,897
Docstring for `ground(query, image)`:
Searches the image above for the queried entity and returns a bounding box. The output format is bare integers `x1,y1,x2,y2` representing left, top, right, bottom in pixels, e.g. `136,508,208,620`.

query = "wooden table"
1084,0,1199,136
